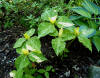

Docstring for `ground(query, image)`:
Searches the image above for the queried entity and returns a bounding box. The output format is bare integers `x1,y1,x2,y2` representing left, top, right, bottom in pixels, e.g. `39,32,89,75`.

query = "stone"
88,65,100,78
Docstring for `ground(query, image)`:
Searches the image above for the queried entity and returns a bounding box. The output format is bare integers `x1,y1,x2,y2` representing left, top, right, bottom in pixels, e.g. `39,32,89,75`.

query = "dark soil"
40,36,100,78
0,26,100,78
0,26,26,78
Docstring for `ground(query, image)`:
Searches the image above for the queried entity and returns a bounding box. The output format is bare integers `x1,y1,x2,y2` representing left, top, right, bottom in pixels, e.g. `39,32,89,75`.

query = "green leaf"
16,42,26,54
28,52,47,63
78,35,92,51
24,74,35,78
13,38,26,48
24,28,35,37
26,36,41,52
38,69,46,73
93,36,100,52
69,15,83,21
46,66,53,71
15,55,30,69
71,7,91,18
24,28,35,39
45,72,49,78
56,16,74,28
95,30,100,36
16,69,23,78
24,67,37,75
52,38,66,56
49,28,58,37
38,22,56,38
61,29,76,41
74,20,89,27
82,0,100,15
36,75,43,78
79,26,96,38
88,21,98,29
41,9,58,22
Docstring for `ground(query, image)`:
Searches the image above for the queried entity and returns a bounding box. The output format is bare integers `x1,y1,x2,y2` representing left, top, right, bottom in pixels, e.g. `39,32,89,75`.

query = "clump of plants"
0,0,67,30
10,0,100,78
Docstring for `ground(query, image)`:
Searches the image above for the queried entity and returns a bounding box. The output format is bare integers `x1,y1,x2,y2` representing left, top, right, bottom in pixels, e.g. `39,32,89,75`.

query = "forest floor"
0,26,100,78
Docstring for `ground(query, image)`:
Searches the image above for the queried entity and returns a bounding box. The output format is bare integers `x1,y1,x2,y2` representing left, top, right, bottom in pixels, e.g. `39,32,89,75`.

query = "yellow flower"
74,27,80,36
9,0,12,3
59,28,63,37
24,33,30,39
49,15,57,24
22,49,29,55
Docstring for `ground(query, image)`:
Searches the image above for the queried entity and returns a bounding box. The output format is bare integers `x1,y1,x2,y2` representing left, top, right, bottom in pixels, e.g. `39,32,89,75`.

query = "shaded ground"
0,26,26,78
40,36,100,78
0,26,100,78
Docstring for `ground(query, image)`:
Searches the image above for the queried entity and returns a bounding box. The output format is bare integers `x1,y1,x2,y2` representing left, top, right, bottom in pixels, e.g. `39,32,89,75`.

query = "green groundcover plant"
0,0,66,30
10,0,100,78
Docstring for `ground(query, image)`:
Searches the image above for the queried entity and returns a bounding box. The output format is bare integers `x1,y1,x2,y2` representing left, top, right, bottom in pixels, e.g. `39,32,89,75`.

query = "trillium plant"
11,0,100,78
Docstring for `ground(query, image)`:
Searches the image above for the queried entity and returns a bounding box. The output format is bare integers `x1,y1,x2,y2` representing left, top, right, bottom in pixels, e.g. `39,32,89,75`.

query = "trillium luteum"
22,48,29,55
74,27,80,36
49,15,57,24
59,28,63,37
24,33,30,39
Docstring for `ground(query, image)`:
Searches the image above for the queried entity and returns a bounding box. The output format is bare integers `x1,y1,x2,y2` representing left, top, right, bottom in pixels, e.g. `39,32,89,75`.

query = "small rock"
88,65,100,78
59,75,64,78
72,65,80,71
64,70,70,77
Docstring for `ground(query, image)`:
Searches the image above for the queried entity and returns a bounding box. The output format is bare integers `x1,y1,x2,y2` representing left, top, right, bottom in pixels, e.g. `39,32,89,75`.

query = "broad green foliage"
74,20,88,27
71,7,91,18
16,69,23,78
56,16,74,28
15,55,30,69
13,29,47,78
41,9,58,23
16,42,26,54
13,38,26,48
26,37,41,51
93,37,100,51
82,0,100,15
79,26,96,38
38,22,56,38
70,0,100,52
61,29,76,41
72,0,100,16
88,21,98,29
28,52,47,63
52,38,66,56
78,35,92,51
49,28,58,36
